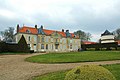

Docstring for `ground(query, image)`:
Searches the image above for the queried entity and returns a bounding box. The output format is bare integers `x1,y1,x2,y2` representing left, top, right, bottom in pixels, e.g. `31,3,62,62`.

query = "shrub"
64,65,116,80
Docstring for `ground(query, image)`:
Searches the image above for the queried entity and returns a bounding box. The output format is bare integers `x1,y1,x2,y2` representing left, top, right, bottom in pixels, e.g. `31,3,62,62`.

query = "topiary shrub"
64,65,116,80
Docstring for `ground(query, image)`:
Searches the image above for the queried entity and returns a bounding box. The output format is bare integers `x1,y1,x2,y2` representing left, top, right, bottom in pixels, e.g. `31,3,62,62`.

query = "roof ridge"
23,26,37,29
43,29,66,33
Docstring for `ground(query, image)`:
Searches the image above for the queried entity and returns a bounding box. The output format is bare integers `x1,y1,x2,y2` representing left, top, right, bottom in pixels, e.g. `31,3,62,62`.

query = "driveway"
0,53,120,80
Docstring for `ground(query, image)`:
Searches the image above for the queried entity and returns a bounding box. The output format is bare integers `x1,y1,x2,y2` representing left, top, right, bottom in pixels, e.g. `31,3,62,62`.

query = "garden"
25,51,120,80
32,64,120,80
26,51,120,63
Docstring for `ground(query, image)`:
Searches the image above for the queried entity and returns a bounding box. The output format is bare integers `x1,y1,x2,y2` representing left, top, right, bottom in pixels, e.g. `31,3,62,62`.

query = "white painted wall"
101,35,114,40
101,35,115,43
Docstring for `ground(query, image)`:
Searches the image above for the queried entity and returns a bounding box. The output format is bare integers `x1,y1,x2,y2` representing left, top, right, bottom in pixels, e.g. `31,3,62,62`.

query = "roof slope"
18,26,76,38
101,30,113,36
19,26,38,34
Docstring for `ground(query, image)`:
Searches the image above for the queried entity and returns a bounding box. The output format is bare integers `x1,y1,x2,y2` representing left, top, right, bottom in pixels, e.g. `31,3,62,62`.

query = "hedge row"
0,35,30,53
81,42,118,50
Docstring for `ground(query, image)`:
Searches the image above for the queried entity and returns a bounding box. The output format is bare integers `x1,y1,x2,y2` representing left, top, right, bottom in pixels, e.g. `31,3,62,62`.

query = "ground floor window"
52,44,53,50
28,44,30,49
55,44,58,49
41,44,44,49
70,44,72,49
28,36,30,41
46,44,48,50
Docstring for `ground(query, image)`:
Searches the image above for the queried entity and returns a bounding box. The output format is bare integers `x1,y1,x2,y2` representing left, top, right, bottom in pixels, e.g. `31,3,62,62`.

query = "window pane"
29,36,30,41
42,36,44,42
41,44,44,49
46,44,48,49
55,45,58,49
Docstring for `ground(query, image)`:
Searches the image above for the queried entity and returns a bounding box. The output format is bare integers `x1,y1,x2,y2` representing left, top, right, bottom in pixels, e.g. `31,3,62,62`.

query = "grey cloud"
69,3,120,33
1,0,120,41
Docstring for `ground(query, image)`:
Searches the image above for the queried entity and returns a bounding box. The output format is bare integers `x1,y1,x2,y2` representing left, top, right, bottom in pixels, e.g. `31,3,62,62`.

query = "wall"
101,35,115,43
15,32,81,52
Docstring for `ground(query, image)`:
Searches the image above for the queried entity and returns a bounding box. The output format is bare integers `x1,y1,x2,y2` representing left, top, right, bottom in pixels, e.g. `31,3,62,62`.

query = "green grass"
103,64,120,80
26,51,120,63
32,70,68,80
0,52,30,55
32,64,120,80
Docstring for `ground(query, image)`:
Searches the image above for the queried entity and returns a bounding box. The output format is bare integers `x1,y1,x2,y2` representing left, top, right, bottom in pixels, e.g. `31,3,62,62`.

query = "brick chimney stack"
17,24,19,33
41,25,43,29
66,30,69,33
35,25,37,29
62,29,64,32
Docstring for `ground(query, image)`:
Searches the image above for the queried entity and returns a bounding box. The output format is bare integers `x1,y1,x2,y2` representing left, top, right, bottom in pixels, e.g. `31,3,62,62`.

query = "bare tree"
0,27,14,42
74,30,92,41
113,28,120,40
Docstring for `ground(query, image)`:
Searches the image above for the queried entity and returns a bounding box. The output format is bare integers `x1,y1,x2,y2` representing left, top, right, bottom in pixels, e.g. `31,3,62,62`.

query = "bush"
30,50,34,53
64,65,116,80
0,35,30,53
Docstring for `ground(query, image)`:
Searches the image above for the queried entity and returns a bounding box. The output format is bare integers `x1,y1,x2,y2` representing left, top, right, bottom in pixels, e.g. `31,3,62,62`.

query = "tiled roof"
19,26,38,34
43,29,55,35
82,41,97,44
70,33,75,38
43,29,67,37
116,40,120,44
18,26,75,38
101,30,113,36
57,31,66,37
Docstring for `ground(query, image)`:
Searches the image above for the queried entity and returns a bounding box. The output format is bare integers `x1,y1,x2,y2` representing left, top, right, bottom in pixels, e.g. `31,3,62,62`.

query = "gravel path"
0,53,120,80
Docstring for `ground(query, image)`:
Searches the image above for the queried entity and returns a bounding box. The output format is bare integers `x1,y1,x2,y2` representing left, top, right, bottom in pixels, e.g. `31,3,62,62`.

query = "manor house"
15,25,81,52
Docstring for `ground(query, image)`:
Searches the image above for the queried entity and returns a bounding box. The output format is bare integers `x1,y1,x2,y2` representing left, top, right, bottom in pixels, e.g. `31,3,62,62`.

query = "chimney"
62,29,64,32
17,24,19,33
66,30,69,33
35,25,37,29
41,25,43,29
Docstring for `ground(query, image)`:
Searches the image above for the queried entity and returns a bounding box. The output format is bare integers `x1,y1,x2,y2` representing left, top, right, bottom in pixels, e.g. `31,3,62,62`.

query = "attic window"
26,29,31,33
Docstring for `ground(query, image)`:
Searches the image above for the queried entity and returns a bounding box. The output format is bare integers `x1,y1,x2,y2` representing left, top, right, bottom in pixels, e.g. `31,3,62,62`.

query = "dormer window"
26,29,31,33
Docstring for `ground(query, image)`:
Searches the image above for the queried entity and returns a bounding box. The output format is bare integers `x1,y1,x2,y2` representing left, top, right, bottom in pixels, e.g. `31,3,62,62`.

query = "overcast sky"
0,0,120,41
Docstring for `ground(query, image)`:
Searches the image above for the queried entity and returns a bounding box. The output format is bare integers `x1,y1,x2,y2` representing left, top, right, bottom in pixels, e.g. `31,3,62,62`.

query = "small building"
15,24,81,52
100,30,115,43
116,40,120,46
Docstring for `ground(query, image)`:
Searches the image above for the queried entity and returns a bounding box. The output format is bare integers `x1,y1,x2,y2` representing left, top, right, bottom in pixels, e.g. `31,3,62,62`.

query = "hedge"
81,42,118,51
0,35,30,53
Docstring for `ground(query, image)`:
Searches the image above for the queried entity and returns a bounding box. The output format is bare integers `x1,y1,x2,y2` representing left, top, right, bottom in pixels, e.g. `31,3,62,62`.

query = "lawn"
26,51,120,63
0,52,30,55
32,64,120,80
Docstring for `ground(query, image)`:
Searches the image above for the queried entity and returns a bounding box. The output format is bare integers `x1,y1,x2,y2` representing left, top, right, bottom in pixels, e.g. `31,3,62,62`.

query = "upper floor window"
46,37,49,42
42,36,44,42
34,36,37,42
38,36,40,42
60,39,62,43
55,38,58,42
51,38,53,42
70,40,72,43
